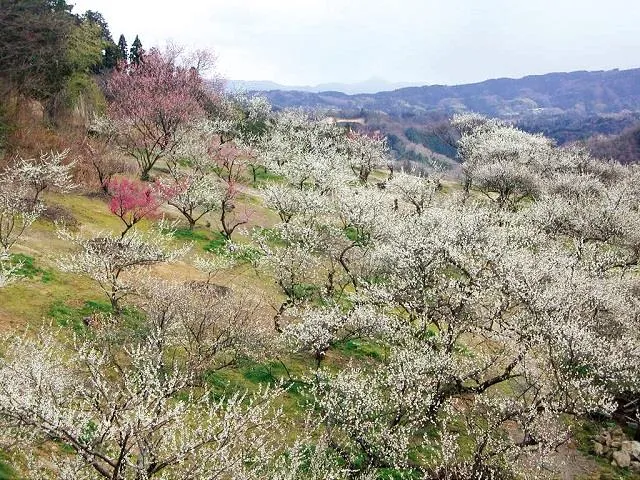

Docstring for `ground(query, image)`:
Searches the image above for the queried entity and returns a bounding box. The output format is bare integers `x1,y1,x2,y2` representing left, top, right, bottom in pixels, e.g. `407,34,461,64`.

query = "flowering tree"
0,173,44,287
152,120,227,231
389,170,441,215
106,177,161,238
154,174,220,230
8,150,76,202
344,130,389,184
0,181,43,255
257,110,349,192
103,49,209,180
0,288,282,479
83,137,134,193
454,113,554,208
3,106,640,479
261,184,325,224
210,144,253,240
277,197,639,477
57,225,188,311
254,222,324,328
259,114,640,478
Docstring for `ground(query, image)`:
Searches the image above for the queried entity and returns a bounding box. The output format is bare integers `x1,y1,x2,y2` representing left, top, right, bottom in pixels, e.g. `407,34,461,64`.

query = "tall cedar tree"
117,34,128,64
129,35,142,65
83,10,119,70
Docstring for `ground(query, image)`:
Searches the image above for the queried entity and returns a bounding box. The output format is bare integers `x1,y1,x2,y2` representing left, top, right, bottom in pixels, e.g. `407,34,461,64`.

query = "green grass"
334,339,386,361
204,355,315,418
9,253,55,283
169,227,211,243
254,227,286,247
0,457,15,480
252,168,284,185
0,265,103,327
47,298,144,334
292,282,320,301
203,231,228,254
45,192,123,233
47,298,112,332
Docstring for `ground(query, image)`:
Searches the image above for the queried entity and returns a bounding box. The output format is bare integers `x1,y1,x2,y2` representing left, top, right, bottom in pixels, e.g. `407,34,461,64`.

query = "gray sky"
71,0,640,86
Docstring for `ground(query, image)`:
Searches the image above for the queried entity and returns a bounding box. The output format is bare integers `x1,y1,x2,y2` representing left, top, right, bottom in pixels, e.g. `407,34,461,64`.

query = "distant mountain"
227,77,423,95
236,68,640,166
251,68,640,119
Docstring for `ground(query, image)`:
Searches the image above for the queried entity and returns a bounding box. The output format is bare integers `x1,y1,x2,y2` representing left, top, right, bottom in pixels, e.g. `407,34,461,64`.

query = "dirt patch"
0,308,24,333
41,203,79,228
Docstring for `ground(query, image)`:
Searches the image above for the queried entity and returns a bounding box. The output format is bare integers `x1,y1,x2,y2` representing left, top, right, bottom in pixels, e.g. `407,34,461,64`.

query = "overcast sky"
71,0,640,86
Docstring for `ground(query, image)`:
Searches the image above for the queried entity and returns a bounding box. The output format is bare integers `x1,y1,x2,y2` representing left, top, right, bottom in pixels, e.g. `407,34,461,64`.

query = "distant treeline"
516,113,640,145
404,127,457,158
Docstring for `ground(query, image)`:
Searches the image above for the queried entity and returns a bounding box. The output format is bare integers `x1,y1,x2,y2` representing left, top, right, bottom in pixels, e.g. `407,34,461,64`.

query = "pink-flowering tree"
103,49,209,180
106,177,161,238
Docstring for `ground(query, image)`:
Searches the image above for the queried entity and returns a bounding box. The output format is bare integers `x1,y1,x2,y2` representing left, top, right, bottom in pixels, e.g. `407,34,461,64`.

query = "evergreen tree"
0,0,76,100
103,44,120,70
83,10,119,70
117,34,128,63
129,35,142,65
84,10,112,42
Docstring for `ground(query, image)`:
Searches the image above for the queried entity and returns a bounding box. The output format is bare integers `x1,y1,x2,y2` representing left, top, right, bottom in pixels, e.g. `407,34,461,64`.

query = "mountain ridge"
226,77,424,95
244,67,640,119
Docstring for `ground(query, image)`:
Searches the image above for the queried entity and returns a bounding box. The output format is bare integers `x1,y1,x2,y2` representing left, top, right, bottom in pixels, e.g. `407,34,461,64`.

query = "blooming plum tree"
266,115,640,478
106,177,161,238
344,130,389,184
2,105,640,479
389,169,441,215
0,173,44,287
0,180,43,255
103,49,210,180
57,225,188,311
7,150,76,202
0,303,282,479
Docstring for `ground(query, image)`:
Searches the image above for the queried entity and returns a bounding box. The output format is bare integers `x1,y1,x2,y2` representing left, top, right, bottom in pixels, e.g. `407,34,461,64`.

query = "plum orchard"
0,109,638,479
260,112,640,478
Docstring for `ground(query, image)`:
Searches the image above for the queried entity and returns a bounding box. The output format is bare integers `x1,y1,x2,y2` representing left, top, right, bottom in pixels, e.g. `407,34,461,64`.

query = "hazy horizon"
228,66,640,90
71,0,640,86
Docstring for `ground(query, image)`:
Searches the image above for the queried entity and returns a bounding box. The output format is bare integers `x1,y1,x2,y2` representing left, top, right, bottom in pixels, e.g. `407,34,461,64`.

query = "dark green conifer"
129,35,142,65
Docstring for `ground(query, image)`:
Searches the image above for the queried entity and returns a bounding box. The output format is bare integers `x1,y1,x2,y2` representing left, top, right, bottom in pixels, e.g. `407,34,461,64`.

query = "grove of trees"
0,8,638,479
